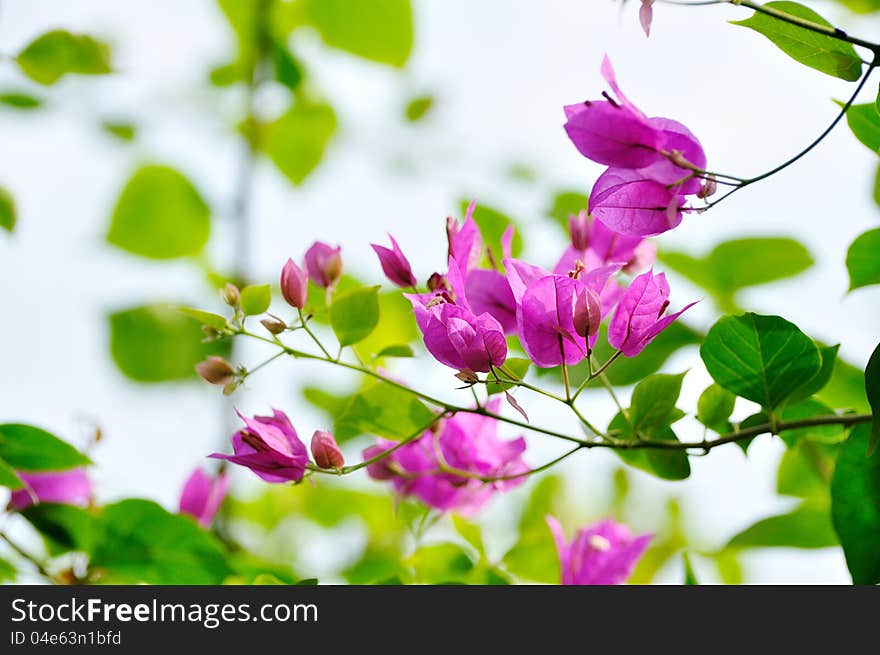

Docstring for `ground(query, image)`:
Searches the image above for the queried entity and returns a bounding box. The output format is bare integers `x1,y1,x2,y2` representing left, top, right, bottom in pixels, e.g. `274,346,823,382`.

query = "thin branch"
0,530,54,582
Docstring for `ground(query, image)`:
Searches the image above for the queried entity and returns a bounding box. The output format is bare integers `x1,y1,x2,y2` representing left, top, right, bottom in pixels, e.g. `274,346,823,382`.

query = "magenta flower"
8,468,92,511
465,269,517,334
280,258,309,309
406,256,507,373
505,258,617,367
555,211,656,275
304,241,343,288
447,201,483,275
310,430,344,469
371,234,417,288
547,516,652,585
364,400,528,515
640,0,655,37
178,468,228,528
608,269,697,356
209,409,308,483
564,100,664,170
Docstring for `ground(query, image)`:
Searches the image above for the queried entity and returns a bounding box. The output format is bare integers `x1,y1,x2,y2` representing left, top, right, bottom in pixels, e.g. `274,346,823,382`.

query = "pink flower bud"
280,258,308,309
178,468,228,528
371,234,417,288
573,287,602,341
196,356,236,385
221,283,240,307
304,242,343,288
310,430,344,469
697,175,718,199
569,211,591,251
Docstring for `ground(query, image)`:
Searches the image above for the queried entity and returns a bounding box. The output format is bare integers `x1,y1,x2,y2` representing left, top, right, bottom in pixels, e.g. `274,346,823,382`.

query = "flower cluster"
564,56,709,236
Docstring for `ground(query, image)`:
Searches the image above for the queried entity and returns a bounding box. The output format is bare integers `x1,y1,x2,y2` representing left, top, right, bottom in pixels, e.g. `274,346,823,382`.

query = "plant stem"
297,309,332,359
0,530,54,582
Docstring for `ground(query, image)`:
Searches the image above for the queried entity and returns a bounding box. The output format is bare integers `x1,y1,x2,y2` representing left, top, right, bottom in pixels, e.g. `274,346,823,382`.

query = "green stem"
0,530,54,582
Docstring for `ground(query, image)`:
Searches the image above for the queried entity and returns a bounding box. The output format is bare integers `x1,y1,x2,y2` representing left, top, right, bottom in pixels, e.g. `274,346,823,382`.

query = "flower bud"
304,242,343,288
310,430,344,469
573,287,602,341
280,258,308,309
569,211,591,251
371,234,417,288
196,356,235,385
697,175,718,199
221,283,240,307
261,317,286,335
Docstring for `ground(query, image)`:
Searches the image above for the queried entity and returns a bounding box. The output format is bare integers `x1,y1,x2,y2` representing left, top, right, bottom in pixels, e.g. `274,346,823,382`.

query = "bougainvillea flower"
608,270,697,356
640,0,655,37
280,258,309,309
555,210,656,275
210,409,308,483
364,400,528,515
371,234,417,288
546,515,652,585
447,201,482,276
310,430,344,469
178,468,228,528
8,468,92,510
564,100,665,169
304,241,343,288
589,167,688,237
465,269,517,334
637,118,706,194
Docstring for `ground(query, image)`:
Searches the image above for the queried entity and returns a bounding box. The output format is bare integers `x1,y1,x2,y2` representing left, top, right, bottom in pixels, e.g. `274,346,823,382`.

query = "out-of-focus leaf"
788,344,839,405
726,503,838,549
101,120,137,142
0,91,42,110
545,190,588,233
696,384,736,433
108,303,231,382
683,553,699,585
701,313,822,410
846,228,880,291
731,2,862,81
344,546,406,584
487,358,530,395
335,379,435,441
259,102,336,185
302,385,351,420
777,441,835,500
17,30,112,85
0,556,15,582
0,186,15,233
0,424,90,472
831,424,880,583
374,344,414,359
866,342,880,455
404,94,434,122
354,291,417,362
452,515,484,555
713,550,743,585
91,499,229,584
22,504,95,556
302,0,413,67
840,101,880,153
0,458,23,489
240,283,271,315
330,285,380,346
502,476,562,583
408,543,474,584
778,398,848,447
107,165,210,259
178,308,229,330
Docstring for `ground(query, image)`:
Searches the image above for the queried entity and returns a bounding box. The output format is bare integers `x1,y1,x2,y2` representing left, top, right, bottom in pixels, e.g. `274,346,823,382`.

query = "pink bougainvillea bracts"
280,258,309,309
8,468,92,511
371,234,418,288
178,467,228,528
304,241,343,288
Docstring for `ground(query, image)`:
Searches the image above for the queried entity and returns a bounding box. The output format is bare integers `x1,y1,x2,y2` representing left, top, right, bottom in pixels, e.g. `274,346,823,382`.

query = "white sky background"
1,0,879,583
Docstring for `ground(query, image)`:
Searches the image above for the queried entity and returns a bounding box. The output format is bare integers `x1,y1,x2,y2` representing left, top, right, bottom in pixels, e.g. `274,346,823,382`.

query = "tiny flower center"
588,535,611,552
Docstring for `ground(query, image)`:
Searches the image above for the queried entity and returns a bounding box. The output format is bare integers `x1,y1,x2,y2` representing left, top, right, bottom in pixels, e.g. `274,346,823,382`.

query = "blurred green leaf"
846,228,880,291
628,372,687,434
835,0,880,13
778,398,848,447
335,379,435,441
108,303,231,382
696,384,736,433
452,515,484,555
302,385,351,420
178,307,229,330
727,503,838,549
545,190,588,233
0,91,42,110
0,424,90,472
374,344,414,359
682,553,699,585
458,200,524,263
107,165,210,259
0,186,15,233
713,550,743,585
0,458,23,489
270,36,303,89
408,543,474,583
831,425,880,583
404,94,434,122
240,283,271,315
502,477,562,583
731,2,862,81
777,441,835,500
866,342,880,455
22,504,96,556
840,101,880,153
91,499,229,584
354,291,417,362
487,358,530,395
701,313,822,410
660,237,813,312
0,556,15,583
331,285,380,346
17,30,112,85
101,120,137,142
303,0,413,67
260,102,336,185
344,546,405,584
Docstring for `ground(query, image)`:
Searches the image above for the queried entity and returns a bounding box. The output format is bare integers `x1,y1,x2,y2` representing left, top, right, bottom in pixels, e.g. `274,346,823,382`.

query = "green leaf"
818,353,870,412
789,344,839,404
777,441,835,500
486,358,530,395
408,543,474,584
303,0,413,67
0,186,15,233
628,372,687,434
0,555,15,583
696,384,736,433
502,477,562,583
683,553,699,585
545,190,588,233
17,30,112,85
354,291,418,362
0,457,23,489
841,102,880,153
866,342,880,455
700,313,822,410
22,504,96,556
610,417,691,481
91,499,229,584
240,284,271,315
178,307,228,330
330,285,380,346
727,503,838,549
0,424,90,472
831,424,880,583
731,1,862,81
778,398,848,447
375,344,414,358
108,303,231,382
101,120,137,142
0,91,42,110
452,515,484,554
107,165,210,259
875,163,880,208
259,102,337,185
269,37,303,90
457,200,523,263
404,94,434,122
661,237,813,312
846,228,880,291
334,380,435,441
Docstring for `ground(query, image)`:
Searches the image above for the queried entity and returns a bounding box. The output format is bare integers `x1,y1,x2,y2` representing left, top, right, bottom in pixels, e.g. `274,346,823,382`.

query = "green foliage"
330,285,380,346
0,186,15,233
259,102,337,185
17,30,112,85
452,515,485,555
178,307,229,330
788,344,839,405
404,94,434,122
502,476,562,583
778,398,848,446
0,91,42,110
91,500,229,584
777,441,835,500
334,379,435,441
487,358,530,395
0,458,23,489
408,543,475,583
726,503,838,549
108,304,231,382
846,228,880,291
107,165,210,259
375,344,414,358
731,2,862,81
865,342,880,455
22,504,96,556
302,0,413,67
696,384,736,433
458,200,524,263
840,101,880,153
831,425,880,583
683,553,699,585
0,424,90,473
817,352,870,411
101,120,137,142
0,556,15,583
700,313,822,411
545,190,588,233
240,283,271,315
354,290,417,362
660,237,813,312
